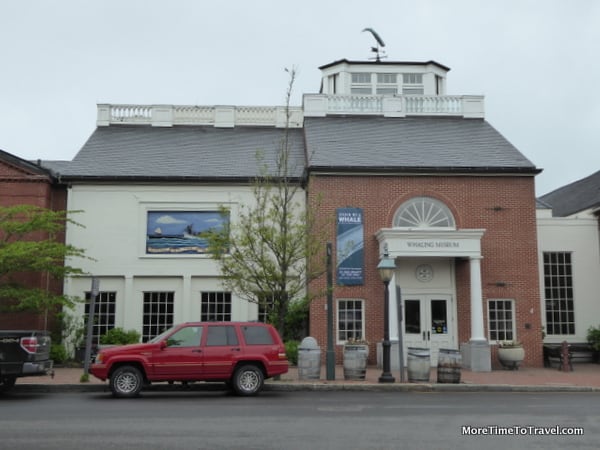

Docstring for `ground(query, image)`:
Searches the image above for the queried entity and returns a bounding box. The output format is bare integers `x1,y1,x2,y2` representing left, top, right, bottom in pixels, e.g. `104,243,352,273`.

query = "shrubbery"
285,340,299,365
99,327,141,345
50,343,68,364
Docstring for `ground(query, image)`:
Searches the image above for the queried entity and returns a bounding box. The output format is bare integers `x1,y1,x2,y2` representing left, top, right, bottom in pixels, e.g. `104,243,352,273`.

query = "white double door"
403,295,454,366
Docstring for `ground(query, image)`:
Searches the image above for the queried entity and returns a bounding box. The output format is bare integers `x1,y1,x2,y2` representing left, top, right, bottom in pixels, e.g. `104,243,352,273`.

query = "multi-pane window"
488,299,515,342
257,293,275,323
402,73,424,95
350,72,372,94
393,196,455,229
403,73,423,84
350,72,426,95
376,73,397,95
84,291,116,346
338,299,364,343
201,292,232,321
544,252,575,335
142,291,174,342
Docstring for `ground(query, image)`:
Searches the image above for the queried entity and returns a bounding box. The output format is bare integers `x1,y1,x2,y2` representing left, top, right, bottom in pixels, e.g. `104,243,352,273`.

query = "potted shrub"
343,337,369,380
586,325,600,363
497,341,525,370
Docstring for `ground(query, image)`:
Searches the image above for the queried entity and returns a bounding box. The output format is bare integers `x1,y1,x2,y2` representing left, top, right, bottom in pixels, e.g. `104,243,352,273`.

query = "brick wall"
307,174,543,367
0,159,67,331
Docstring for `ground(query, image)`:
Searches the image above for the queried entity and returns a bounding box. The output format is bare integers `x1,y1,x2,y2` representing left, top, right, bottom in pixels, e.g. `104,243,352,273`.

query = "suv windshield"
149,325,178,343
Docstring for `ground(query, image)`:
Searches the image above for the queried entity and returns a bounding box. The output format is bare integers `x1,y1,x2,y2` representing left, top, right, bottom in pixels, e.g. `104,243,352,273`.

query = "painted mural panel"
336,208,364,285
146,211,228,254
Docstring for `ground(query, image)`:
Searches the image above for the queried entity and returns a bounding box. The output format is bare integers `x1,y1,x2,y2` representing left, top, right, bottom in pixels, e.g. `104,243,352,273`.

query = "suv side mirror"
160,340,167,350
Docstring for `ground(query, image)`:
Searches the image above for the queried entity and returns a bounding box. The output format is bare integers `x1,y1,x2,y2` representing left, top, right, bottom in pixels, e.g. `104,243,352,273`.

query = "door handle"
427,331,430,340
422,331,426,340
192,349,202,353
231,347,241,352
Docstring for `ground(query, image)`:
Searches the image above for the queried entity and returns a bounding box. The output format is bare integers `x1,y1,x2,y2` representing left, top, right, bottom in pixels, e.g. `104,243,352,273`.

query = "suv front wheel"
232,364,264,396
110,365,143,398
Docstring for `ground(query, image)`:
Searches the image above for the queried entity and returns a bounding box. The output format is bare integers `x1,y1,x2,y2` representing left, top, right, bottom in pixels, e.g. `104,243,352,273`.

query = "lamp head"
377,245,396,282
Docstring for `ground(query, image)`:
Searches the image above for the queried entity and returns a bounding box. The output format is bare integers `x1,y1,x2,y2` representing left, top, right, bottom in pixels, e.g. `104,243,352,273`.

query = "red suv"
90,322,289,398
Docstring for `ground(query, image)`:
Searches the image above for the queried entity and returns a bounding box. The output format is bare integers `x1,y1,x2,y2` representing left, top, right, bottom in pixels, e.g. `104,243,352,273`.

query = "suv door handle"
232,347,241,352
192,349,202,353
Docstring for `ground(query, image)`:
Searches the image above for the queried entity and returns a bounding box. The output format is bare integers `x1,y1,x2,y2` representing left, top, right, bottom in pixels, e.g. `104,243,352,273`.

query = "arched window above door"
393,196,456,229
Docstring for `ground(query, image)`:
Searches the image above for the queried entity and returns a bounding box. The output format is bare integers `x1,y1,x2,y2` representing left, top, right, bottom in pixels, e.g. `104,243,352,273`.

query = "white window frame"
142,291,175,342
393,196,456,229
337,299,365,344
257,293,275,323
84,291,117,346
376,73,398,95
543,252,575,335
487,299,516,343
350,72,373,95
201,291,232,321
402,73,424,95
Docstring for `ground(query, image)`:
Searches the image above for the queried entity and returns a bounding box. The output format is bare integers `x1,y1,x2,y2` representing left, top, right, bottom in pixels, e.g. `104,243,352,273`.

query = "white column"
389,272,398,340
182,275,192,322
469,256,486,342
123,275,135,330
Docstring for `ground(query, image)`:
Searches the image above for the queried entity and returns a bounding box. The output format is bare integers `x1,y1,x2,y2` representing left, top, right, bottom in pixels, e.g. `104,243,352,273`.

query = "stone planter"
497,346,525,370
343,344,369,380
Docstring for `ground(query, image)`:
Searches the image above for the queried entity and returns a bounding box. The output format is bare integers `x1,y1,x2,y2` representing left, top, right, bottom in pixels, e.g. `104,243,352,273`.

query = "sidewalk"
15,363,600,392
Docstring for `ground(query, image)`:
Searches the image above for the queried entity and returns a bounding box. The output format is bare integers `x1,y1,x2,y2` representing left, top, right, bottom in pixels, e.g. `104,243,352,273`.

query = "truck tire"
0,376,17,393
110,365,143,398
232,364,264,396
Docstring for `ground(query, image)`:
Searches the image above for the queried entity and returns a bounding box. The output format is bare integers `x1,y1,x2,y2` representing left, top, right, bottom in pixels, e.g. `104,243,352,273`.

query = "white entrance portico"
375,228,491,372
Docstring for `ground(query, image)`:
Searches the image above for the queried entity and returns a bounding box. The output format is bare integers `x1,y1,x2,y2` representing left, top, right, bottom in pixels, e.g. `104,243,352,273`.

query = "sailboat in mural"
146,211,227,254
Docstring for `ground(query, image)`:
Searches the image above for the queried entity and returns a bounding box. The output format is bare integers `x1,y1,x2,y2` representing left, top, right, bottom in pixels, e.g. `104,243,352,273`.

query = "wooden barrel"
437,348,461,384
407,347,430,382
343,345,368,380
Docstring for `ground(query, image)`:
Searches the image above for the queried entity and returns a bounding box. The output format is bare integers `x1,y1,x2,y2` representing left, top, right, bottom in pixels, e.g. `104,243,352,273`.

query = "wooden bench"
543,342,594,371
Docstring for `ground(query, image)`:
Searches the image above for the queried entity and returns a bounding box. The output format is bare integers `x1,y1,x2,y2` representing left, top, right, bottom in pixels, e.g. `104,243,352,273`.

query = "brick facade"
308,174,543,368
0,157,66,330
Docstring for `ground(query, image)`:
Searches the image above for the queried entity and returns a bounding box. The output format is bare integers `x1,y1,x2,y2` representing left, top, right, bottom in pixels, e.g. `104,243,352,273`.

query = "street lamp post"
377,247,396,383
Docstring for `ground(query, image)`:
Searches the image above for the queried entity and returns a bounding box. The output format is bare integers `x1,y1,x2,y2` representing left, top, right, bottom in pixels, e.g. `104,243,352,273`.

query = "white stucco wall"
537,211,600,343
64,183,305,331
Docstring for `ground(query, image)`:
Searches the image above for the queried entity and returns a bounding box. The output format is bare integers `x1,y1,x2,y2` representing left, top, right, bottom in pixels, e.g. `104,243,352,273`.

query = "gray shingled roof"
539,170,600,217
1,148,56,178
46,125,305,180
304,116,538,172
42,115,540,181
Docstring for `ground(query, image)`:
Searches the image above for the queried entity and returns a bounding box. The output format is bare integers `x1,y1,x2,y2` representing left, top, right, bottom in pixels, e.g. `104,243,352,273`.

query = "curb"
11,382,600,394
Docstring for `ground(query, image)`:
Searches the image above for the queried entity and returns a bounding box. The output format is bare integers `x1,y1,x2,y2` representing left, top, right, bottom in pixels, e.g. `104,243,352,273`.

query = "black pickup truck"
0,330,53,392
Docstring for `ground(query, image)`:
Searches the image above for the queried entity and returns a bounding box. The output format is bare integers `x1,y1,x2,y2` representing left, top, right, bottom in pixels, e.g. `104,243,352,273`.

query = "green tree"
0,205,87,312
203,69,325,336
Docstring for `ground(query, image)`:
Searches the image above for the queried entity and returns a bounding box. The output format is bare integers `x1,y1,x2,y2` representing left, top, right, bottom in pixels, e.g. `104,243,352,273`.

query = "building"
304,60,542,370
39,57,547,371
46,107,305,345
0,149,67,330
537,171,600,346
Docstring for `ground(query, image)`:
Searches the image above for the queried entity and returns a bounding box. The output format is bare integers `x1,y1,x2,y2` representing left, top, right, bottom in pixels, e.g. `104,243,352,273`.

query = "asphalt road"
1,389,598,449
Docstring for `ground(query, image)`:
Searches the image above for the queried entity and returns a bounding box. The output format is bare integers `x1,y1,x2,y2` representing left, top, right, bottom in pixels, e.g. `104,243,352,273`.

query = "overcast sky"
1,0,598,195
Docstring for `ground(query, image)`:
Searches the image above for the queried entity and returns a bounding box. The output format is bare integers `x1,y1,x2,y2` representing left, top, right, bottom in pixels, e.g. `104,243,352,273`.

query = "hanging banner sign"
336,208,364,285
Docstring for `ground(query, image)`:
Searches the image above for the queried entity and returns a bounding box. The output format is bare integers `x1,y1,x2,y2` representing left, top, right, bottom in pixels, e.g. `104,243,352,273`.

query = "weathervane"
362,28,386,61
